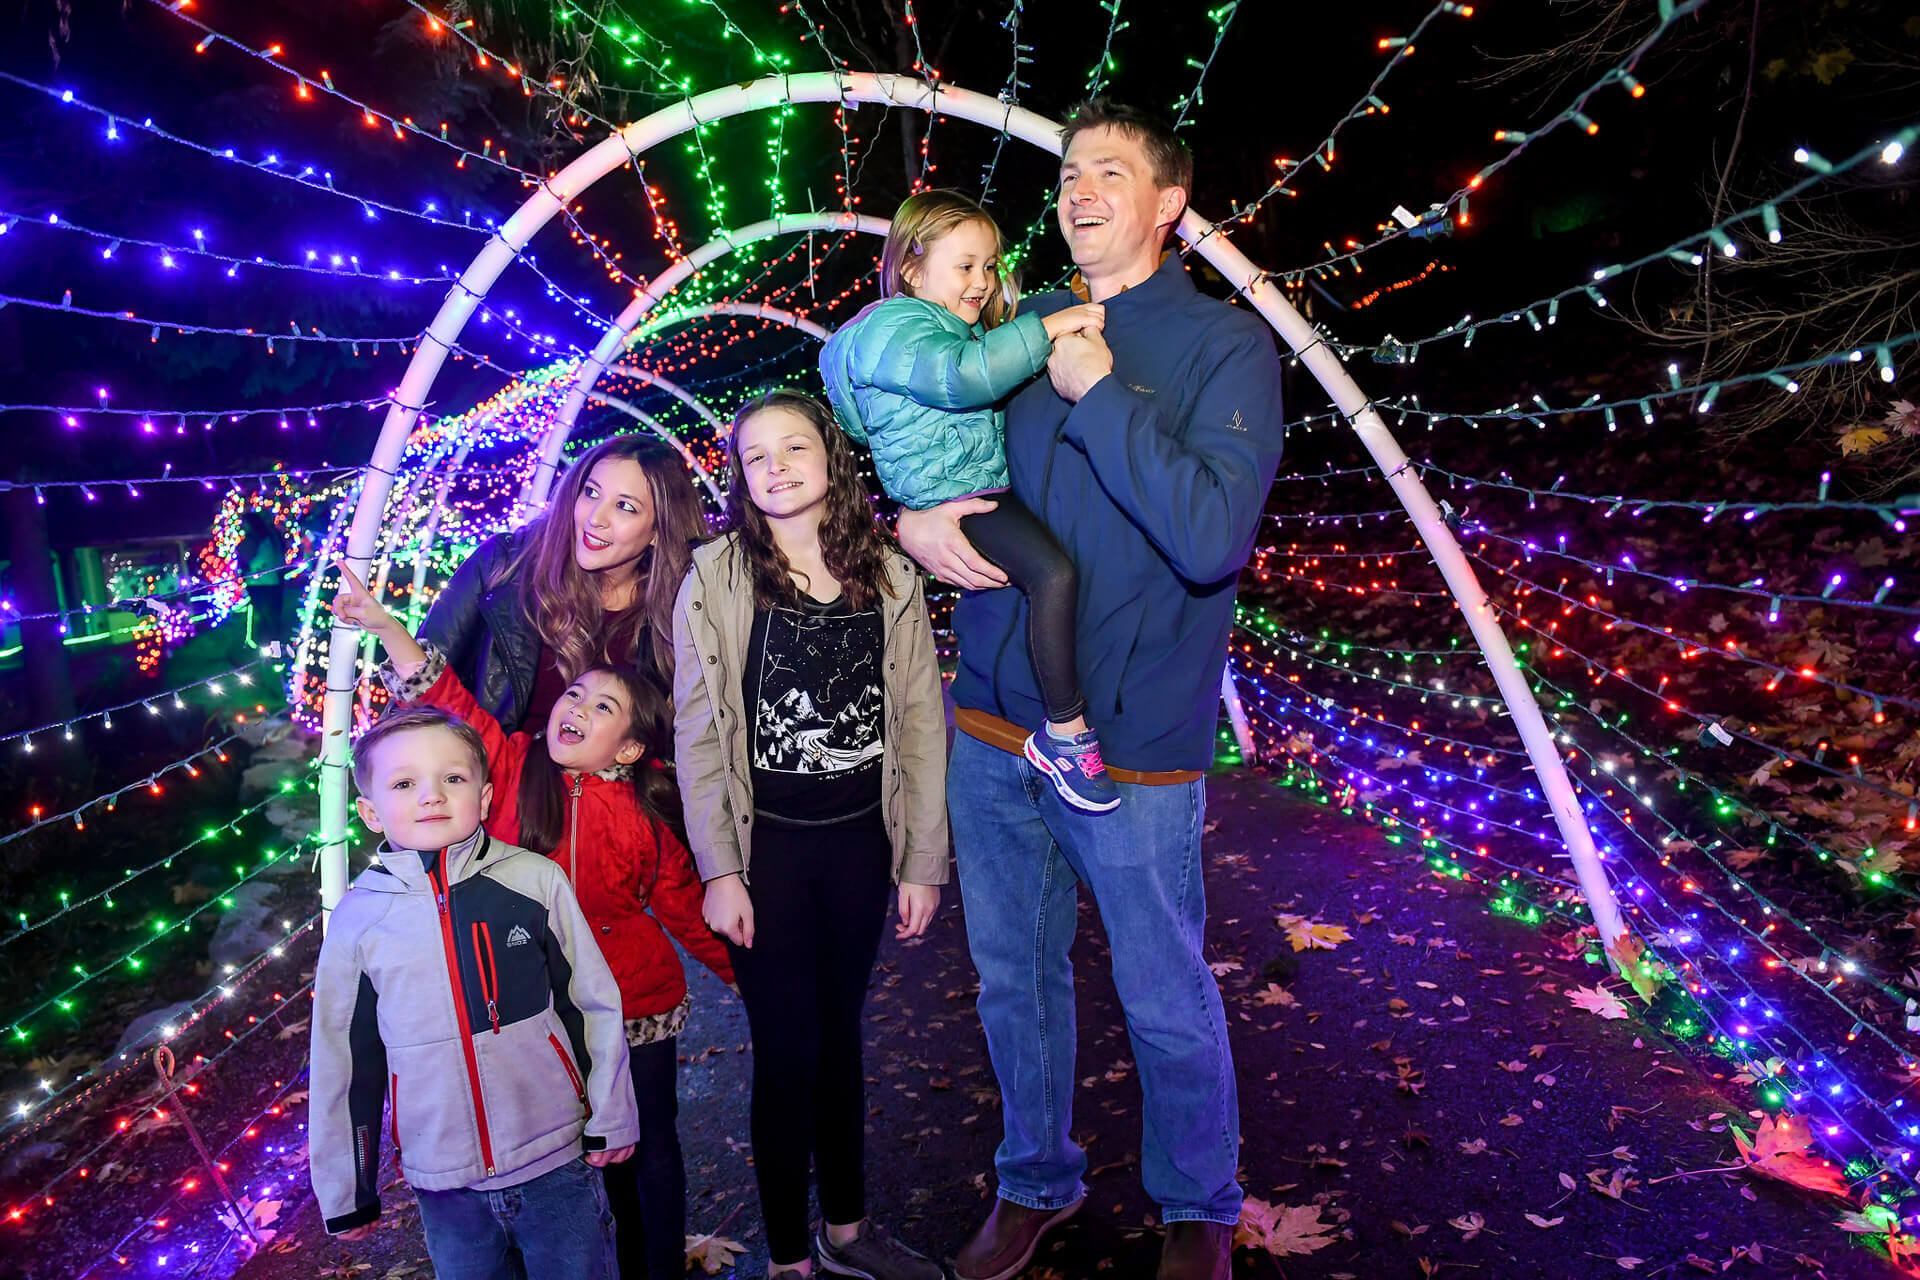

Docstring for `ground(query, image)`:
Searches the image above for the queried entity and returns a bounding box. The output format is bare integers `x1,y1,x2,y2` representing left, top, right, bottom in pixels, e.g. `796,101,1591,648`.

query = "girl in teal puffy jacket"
818,190,1119,814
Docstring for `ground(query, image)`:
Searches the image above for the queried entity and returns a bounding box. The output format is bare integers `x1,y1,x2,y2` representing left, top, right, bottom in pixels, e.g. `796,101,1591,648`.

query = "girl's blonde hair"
879,189,1018,329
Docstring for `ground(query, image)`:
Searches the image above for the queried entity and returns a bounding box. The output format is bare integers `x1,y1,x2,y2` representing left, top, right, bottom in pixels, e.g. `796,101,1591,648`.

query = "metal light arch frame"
322,71,1627,953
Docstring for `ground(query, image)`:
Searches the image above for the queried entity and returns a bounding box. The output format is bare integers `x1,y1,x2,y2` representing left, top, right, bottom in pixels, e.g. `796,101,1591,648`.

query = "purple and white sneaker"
1023,726,1122,813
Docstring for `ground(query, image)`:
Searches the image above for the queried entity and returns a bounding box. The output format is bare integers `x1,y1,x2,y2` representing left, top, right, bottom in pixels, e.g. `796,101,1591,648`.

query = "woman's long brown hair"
516,665,687,872
503,436,705,682
723,389,894,613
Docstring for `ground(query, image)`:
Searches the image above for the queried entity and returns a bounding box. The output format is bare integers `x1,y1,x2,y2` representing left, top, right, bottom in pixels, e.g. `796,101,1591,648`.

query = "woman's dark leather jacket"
418,531,546,735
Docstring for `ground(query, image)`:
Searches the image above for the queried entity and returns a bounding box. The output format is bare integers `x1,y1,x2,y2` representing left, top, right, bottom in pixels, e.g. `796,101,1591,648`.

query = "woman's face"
735,407,830,523
571,458,656,574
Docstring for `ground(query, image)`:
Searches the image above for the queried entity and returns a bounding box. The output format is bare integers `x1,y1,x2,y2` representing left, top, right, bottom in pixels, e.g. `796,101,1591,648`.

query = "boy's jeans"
948,732,1242,1224
415,1156,617,1280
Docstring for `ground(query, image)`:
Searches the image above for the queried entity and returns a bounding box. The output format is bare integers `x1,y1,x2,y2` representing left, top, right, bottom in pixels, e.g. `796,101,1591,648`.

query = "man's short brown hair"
1060,98,1194,198
351,705,489,792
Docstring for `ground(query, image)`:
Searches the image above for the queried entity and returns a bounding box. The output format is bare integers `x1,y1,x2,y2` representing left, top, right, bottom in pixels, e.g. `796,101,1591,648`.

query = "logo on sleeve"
505,925,533,947
1227,408,1246,432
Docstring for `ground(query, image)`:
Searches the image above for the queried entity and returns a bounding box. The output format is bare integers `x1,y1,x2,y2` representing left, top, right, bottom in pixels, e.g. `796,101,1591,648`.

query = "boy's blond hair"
350,705,489,792
879,189,1018,330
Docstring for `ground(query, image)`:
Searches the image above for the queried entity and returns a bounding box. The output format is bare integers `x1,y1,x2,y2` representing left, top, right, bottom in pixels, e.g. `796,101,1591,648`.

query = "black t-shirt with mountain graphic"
744,592,884,827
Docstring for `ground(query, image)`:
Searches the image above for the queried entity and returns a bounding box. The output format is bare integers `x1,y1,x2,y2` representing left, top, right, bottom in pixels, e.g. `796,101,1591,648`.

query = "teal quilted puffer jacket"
819,296,1052,510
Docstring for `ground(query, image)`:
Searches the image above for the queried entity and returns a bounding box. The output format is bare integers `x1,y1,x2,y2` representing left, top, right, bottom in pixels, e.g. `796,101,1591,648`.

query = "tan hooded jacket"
671,532,950,887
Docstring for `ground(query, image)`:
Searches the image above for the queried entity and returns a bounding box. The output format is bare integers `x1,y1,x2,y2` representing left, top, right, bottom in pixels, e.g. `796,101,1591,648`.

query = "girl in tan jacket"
672,389,949,1280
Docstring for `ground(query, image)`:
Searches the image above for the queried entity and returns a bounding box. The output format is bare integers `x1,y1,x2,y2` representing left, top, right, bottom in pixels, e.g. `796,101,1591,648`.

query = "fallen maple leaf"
1457,1138,1488,1155
1567,985,1630,1020
1448,1212,1485,1240
1524,1213,1564,1228
1840,425,1891,455
1235,1197,1339,1257
1835,1207,1899,1235
1277,913,1352,952
1606,932,1665,1003
683,1232,746,1275
1207,959,1243,977
1614,1258,1645,1271
1886,399,1920,436
1251,983,1296,1008
1731,1114,1851,1199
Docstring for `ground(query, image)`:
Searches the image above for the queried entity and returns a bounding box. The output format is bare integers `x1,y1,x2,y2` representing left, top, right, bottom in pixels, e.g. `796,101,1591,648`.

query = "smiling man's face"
1057,124,1185,285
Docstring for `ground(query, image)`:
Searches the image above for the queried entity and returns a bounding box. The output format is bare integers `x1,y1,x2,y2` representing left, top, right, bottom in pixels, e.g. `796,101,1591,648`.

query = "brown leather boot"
1156,1221,1233,1280
952,1195,1084,1280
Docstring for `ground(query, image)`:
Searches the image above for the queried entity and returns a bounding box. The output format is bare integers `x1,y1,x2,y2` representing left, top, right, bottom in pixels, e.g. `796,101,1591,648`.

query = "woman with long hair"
420,436,707,735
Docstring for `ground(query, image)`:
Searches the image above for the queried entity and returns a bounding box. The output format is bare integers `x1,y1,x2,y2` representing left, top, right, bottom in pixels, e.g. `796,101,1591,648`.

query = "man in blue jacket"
897,100,1286,1280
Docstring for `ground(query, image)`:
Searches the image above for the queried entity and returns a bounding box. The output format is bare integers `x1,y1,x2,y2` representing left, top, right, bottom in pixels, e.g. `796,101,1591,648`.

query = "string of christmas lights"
0,733,240,851
145,0,547,183
0,70,501,234
1332,121,1920,353
6,976,316,1234
1263,0,1708,277
1468,526,1918,618
1,759,317,955
1,911,317,1143
0,289,425,349
2,659,267,752
0,204,455,285
2,829,316,1050
69,1064,314,1278
1169,2,1240,129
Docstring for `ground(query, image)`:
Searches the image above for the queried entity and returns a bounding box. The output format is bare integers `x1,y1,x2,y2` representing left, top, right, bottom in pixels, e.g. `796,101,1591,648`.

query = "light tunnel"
319,71,1629,958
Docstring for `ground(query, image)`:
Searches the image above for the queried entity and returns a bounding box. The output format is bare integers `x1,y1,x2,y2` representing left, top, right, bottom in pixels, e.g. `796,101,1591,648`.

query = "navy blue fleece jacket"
949,251,1286,772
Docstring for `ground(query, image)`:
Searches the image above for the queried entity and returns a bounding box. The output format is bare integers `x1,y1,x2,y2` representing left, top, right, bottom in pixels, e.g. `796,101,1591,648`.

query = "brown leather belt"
954,707,1204,786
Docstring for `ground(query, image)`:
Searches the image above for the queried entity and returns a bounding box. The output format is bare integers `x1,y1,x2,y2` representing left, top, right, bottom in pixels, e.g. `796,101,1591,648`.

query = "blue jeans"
415,1156,617,1280
949,732,1242,1225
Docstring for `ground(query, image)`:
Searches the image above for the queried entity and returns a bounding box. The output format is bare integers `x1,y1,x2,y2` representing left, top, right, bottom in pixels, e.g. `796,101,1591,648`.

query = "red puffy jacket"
410,662,734,1019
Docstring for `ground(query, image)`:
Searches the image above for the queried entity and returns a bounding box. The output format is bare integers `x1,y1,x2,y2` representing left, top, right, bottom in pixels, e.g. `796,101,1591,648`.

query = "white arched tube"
633,300,834,345
581,390,726,506
321,72,1624,954
526,208,890,507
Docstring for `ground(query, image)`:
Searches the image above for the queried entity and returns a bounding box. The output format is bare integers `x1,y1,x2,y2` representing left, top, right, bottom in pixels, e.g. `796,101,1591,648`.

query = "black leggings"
727,817,892,1267
601,1036,685,1278
961,495,1086,725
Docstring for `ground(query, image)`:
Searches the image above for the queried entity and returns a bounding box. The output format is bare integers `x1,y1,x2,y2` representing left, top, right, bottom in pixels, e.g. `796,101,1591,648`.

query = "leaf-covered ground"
214,769,1902,1280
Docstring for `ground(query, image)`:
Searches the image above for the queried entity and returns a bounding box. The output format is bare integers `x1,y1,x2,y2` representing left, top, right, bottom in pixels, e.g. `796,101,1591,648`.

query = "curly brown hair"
723,389,895,614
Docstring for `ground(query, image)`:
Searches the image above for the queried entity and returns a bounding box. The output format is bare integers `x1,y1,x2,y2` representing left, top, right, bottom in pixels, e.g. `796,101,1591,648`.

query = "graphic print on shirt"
750,606,884,777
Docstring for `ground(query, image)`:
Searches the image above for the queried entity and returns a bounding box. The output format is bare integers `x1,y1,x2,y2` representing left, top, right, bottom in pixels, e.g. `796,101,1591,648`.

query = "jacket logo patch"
505,925,533,948
1226,408,1246,432
1126,382,1156,394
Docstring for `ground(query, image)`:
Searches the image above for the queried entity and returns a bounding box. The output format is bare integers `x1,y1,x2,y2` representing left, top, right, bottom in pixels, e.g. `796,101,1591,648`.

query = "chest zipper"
471,922,501,1034
566,775,584,887
429,862,498,1176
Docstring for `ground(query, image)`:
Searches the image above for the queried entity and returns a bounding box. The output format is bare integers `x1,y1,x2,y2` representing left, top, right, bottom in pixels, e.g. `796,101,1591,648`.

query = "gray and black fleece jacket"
309,825,638,1233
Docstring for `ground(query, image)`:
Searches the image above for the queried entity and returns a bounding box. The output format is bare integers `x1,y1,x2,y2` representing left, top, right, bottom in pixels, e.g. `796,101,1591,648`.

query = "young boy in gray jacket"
309,705,638,1280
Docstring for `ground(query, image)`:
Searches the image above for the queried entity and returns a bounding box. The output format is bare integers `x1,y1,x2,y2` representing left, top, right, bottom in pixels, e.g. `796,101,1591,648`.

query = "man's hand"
896,500,1009,591
586,1145,634,1168
1046,330,1113,404
895,883,941,939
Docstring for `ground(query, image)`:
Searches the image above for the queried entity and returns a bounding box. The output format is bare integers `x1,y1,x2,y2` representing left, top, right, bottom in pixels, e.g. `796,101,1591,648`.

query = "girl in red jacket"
335,562,732,1279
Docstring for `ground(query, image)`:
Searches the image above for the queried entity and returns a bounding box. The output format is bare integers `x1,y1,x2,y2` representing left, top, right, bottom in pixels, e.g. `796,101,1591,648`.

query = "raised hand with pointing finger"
331,560,427,675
